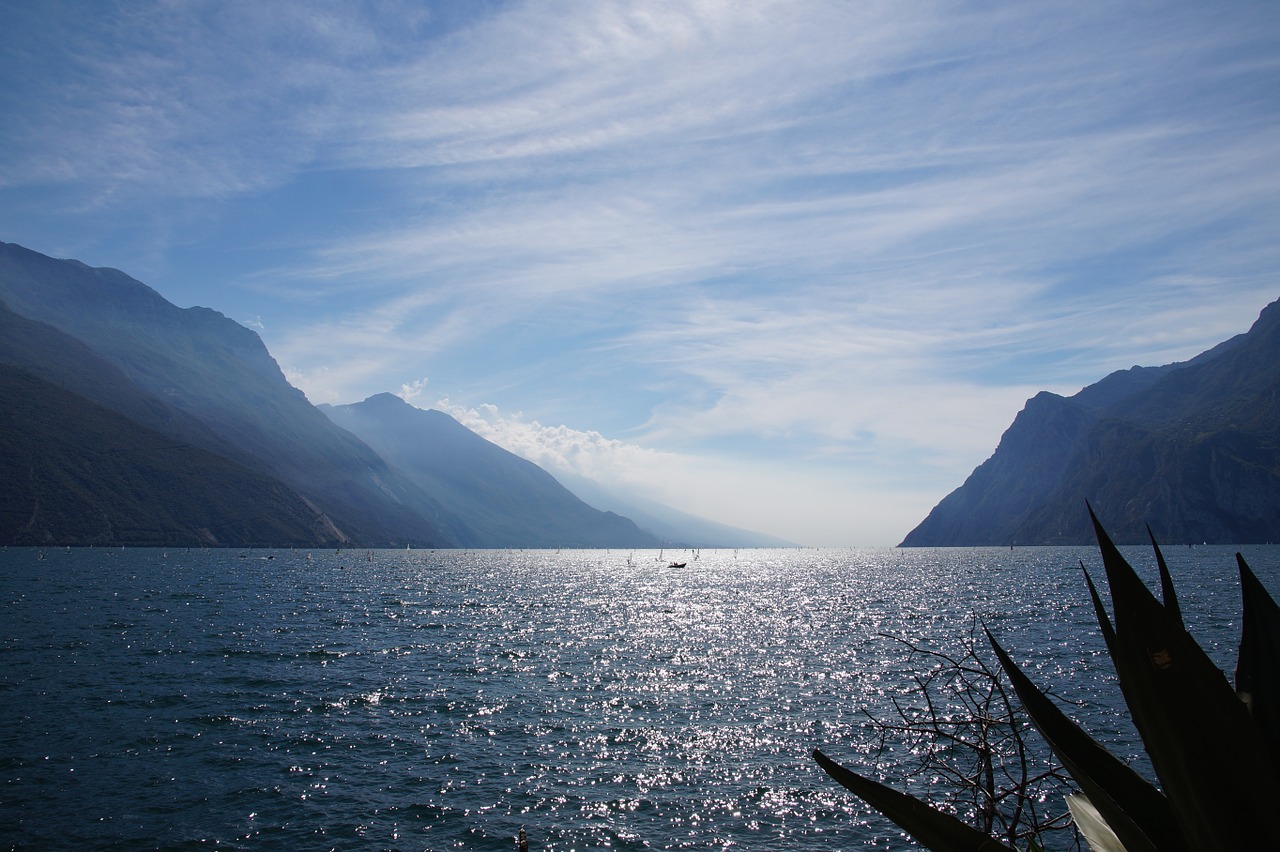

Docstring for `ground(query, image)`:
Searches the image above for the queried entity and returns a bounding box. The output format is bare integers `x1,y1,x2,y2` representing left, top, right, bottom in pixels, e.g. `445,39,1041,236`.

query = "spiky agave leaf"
986,631,1182,852
812,749,1014,851
1065,794,1126,852
1146,525,1182,628
1087,507,1280,849
1236,552,1280,764
1081,567,1116,651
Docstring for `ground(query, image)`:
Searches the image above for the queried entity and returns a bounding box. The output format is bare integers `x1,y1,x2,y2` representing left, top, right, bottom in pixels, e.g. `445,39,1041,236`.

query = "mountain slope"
322,394,661,548
0,364,346,546
0,241,454,547
901,299,1280,545
0,299,257,467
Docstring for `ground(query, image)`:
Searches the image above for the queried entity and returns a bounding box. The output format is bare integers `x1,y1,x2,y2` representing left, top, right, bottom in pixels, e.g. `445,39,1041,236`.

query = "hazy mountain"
0,299,253,466
0,241,454,547
322,394,661,548
0,363,347,546
0,299,348,545
556,473,795,548
901,298,1280,545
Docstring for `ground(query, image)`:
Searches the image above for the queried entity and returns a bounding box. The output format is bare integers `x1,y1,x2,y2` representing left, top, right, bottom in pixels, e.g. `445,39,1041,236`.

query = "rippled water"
2,544,1275,850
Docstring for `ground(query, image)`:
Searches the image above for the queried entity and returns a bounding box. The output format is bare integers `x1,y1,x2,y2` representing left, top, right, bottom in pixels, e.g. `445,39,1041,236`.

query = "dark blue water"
2,545,1275,850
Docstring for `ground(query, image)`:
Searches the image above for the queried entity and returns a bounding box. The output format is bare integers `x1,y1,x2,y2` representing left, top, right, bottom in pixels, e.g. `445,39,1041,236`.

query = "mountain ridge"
0,240,783,548
901,298,1280,545
0,241,456,547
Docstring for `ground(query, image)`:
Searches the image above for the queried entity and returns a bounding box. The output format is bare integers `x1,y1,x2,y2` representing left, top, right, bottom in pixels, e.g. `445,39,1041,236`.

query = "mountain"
556,473,795,548
0,240,781,549
0,300,350,546
0,299,252,466
321,394,661,548
0,241,456,547
0,363,347,546
901,298,1280,545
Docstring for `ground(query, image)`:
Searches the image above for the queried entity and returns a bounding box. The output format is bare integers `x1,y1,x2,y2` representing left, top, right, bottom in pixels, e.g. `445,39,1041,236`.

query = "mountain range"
0,241,760,548
13,238,1270,549
901,297,1280,545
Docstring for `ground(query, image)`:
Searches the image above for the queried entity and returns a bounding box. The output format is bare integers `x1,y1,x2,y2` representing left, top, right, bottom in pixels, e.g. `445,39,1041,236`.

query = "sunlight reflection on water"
1,545,1275,849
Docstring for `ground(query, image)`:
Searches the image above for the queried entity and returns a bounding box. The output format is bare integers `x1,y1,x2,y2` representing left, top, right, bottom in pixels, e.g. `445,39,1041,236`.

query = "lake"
2,544,1274,850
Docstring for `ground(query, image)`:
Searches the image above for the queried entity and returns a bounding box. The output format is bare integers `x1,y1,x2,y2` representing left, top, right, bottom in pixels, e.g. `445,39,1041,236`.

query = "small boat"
667,561,686,568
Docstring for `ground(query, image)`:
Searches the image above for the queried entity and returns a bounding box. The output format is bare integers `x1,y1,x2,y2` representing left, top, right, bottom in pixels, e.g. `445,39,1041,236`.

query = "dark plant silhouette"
815,507,1280,850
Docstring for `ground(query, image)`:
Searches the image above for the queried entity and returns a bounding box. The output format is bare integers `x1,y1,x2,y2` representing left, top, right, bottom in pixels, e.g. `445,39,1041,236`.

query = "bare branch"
859,617,1083,850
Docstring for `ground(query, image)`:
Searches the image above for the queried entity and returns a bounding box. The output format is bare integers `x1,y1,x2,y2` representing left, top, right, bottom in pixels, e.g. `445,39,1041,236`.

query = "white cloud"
398,377,430,402
437,398,667,486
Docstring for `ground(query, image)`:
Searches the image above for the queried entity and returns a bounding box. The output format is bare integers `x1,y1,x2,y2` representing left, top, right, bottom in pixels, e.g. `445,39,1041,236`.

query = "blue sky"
2,1,1279,545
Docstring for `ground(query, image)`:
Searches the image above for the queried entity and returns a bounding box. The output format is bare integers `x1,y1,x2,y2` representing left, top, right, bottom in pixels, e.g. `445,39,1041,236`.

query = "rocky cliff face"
902,299,1280,545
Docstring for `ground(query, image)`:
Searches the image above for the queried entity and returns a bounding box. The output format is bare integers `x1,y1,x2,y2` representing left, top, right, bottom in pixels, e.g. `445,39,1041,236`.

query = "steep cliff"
902,299,1279,545
0,241,454,547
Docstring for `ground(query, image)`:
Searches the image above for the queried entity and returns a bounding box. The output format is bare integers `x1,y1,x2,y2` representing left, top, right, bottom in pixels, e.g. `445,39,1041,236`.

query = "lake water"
2,544,1275,850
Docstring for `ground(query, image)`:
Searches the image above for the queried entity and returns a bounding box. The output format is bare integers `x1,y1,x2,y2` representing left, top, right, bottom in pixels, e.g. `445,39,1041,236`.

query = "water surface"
2,545,1274,849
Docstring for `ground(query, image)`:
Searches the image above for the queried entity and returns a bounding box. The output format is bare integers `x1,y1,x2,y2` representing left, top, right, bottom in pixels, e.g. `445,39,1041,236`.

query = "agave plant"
814,506,1280,850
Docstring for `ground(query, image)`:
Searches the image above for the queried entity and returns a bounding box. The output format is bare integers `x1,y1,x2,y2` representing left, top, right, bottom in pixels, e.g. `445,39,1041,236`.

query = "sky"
2,1,1279,546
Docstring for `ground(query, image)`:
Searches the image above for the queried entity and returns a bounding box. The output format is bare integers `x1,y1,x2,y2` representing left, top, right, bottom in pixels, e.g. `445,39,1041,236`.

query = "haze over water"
3,545,1274,849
